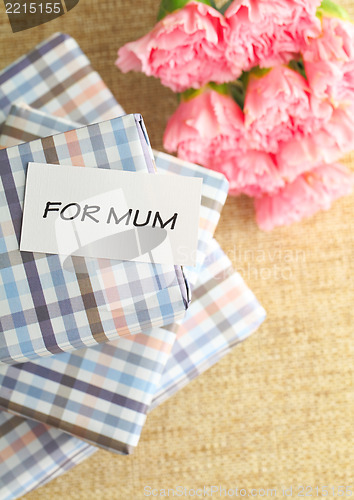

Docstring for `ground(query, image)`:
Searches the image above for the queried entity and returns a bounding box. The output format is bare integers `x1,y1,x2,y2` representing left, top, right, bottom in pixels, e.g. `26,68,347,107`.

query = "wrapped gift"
0,103,80,147
0,32,124,129
0,237,266,498
0,34,265,497
0,113,190,365
0,327,177,453
0,103,229,290
0,108,232,456
152,238,266,408
0,240,265,456
0,412,95,500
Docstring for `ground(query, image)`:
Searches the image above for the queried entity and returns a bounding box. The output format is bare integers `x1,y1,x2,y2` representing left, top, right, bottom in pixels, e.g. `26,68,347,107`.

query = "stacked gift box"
0,33,266,500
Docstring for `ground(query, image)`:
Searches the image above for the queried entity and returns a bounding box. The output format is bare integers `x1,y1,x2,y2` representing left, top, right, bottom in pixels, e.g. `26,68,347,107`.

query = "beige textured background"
0,1,353,498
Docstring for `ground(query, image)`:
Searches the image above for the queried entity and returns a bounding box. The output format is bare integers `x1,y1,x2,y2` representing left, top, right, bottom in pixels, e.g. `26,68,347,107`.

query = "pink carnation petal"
276,105,354,181
225,0,321,71
211,150,285,197
116,1,235,92
163,88,245,168
244,65,333,154
255,163,354,230
303,16,354,103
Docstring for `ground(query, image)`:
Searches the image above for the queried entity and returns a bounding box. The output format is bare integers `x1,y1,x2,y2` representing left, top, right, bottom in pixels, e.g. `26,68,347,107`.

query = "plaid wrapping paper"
0,413,95,500
0,104,229,290
0,237,266,499
0,107,230,457
152,238,266,408
0,36,264,496
153,151,228,287
0,103,81,148
0,241,265,456
0,32,124,130
0,326,177,454
0,113,190,365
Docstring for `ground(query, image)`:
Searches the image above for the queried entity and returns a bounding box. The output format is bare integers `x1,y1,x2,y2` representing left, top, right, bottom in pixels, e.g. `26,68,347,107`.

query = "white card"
20,163,202,266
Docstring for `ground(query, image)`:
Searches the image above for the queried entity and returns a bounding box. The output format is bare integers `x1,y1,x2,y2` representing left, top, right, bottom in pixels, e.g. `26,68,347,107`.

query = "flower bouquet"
116,0,354,230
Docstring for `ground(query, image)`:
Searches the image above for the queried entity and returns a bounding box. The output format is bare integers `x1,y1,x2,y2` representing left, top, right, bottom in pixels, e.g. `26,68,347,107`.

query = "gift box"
0,239,265,456
0,326,178,453
0,412,95,500
0,103,80,148
0,113,190,365
0,32,124,129
0,107,233,455
0,33,265,498
0,236,266,499
0,103,229,290
152,238,266,408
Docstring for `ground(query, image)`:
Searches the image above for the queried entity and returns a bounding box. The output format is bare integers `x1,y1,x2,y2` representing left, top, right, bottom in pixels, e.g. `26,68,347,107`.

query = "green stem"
157,0,213,21
317,0,352,21
217,0,234,15
180,82,229,102
180,87,205,101
288,59,307,80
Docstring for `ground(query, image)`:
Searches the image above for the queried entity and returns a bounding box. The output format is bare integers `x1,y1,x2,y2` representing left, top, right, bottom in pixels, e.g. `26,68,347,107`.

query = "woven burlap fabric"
0,1,353,498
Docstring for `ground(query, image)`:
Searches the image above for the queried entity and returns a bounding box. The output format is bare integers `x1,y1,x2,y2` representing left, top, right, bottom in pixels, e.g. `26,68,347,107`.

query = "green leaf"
288,59,307,80
248,66,272,79
157,0,213,21
180,83,229,102
179,81,248,111
226,67,271,110
208,82,230,95
229,81,246,110
217,0,234,15
180,87,205,101
317,0,352,21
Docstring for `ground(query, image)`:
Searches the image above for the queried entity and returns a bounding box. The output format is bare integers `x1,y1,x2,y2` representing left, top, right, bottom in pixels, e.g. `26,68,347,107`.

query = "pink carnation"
303,16,354,104
276,105,354,182
163,88,245,167
255,163,354,231
224,0,321,72
210,150,285,197
163,88,286,197
116,1,234,92
244,65,333,154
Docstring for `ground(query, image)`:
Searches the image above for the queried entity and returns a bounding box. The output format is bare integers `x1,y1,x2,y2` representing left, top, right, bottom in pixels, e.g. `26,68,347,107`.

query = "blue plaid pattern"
0,236,266,498
0,114,189,365
0,32,124,128
0,412,95,500
0,107,231,457
153,239,266,408
0,33,265,499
